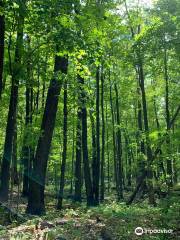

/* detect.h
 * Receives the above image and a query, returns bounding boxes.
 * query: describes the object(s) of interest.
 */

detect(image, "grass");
[0,186,179,240]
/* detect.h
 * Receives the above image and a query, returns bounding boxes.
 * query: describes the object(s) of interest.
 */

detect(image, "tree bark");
[164,45,173,187]
[22,81,33,196]
[114,83,123,199]
[106,102,110,193]
[94,67,100,205]
[12,121,18,185]
[70,103,75,194]
[74,107,82,202]
[0,0,25,201]
[26,55,68,215]
[57,78,68,209]
[136,85,146,192]
[74,76,83,202]
[89,109,97,200]
[153,94,166,179]
[80,75,94,206]
[124,131,131,187]
[138,57,156,205]
[22,36,33,197]
[100,68,105,201]
[109,76,118,194]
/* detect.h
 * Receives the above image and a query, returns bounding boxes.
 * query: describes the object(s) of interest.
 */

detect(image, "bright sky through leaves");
[140,0,154,7]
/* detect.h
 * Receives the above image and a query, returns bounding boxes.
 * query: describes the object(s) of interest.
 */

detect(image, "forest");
[0,0,179,239]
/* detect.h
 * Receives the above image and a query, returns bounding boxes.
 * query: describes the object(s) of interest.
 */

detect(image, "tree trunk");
[89,109,97,200]
[100,68,105,201]
[26,55,68,215]
[12,122,18,185]
[136,85,146,192]
[57,78,68,209]
[153,95,166,179]
[22,36,33,197]
[74,107,82,202]
[74,76,83,202]
[80,75,94,206]
[138,57,156,205]
[94,67,100,205]
[106,102,110,193]
[0,1,25,201]
[124,131,131,187]
[0,0,5,98]
[164,45,173,187]
[109,76,118,194]
[36,45,40,111]
[22,83,33,196]
[114,83,123,199]
[42,54,48,108]
[70,104,75,195]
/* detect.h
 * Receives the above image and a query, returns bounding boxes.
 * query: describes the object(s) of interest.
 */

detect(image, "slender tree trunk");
[74,76,83,202]
[0,1,25,201]
[22,84,32,196]
[42,81,46,108]
[80,75,94,206]
[109,76,118,194]
[100,68,105,201]
[138,57,156,205]
[114,83,123,199]
[22,84,33,196]
[164,46,173,187]
[136,85,146,192]
[153,95,166,179]
[106,102,110,193]
[12,121,18,185]
[89,109,97,199]
[82,107,94,205]
[26,55,68,215]
[70,104,75,195]
[36,45,40,111]
[124,131,131,187]
[0,0,5,98]
[42,54,48,108]
[57,78,68,209]
[22,36,33,196]
[94,67,100,205]
[74,108,82,202]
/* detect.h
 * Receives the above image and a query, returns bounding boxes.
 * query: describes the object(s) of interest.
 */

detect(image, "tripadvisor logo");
[135,227,144,236]
[135,227,173,236]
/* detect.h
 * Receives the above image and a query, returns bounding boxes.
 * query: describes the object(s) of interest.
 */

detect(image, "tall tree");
[94,67,100,205]
[22,36,33,196]
[12,120,18,185]
[27,55,68,215]
[74,106,82,202]
[114,82,123,199]
[80,74,94,206]
[90,109,97,200]
[100,68,105,201]
[109,76,118,195]
[164,43,173,187]
[136,84,146,192]
[0,0,26,201]
[137,56,156,205]
[57,78,68,209]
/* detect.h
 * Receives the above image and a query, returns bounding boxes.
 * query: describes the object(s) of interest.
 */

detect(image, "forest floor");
[0,185,179,240]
